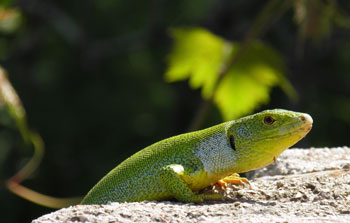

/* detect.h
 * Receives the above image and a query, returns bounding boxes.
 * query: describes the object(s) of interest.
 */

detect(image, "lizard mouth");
[288,115,313,137]
[272,113,313,140]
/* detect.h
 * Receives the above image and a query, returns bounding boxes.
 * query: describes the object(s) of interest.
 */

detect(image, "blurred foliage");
[166,28,296,120]
[0,0,349,222]
[294,0,350,43]
[0,7,22,34]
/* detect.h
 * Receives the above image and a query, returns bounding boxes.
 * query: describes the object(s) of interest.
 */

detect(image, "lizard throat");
[194,133,239,178]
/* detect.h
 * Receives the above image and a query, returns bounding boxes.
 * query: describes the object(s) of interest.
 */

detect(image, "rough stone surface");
[32,147,350,223]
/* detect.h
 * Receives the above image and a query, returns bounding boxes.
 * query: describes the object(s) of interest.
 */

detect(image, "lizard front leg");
[159,164,223,203]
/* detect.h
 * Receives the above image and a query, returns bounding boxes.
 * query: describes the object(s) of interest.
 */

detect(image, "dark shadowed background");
[0,0,350,222]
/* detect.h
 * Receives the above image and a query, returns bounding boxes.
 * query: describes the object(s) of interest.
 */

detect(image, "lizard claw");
[217,173,250,187]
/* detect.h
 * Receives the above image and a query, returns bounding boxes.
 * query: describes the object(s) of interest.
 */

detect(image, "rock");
[32,147,350,223]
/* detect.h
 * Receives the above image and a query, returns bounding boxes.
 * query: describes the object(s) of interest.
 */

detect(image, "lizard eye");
[264,116,275,125]
[229,135,236,151]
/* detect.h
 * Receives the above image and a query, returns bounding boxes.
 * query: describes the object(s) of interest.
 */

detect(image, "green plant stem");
[7,132,44,184]
[0,66,82,208]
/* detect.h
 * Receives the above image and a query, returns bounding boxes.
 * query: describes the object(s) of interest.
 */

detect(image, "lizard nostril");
[300,113,313,125]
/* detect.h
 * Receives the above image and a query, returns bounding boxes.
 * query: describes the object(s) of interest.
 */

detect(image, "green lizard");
[81,109,312,204]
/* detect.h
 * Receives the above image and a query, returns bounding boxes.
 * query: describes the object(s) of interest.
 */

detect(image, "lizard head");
[225,109,313,173]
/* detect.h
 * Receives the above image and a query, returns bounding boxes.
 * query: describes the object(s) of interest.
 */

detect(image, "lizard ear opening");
[229,135,236,151]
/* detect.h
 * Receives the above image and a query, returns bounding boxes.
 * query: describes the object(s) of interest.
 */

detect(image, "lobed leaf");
[165,28,297,121]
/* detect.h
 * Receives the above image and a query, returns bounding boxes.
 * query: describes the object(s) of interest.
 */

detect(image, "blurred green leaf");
[215,42,296,120]
[0,7,22,34]
[165,28,230,99]
[165,28,296,120]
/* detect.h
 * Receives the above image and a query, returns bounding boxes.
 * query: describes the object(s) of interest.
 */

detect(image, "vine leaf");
[165,27,296,120]
[165,27,227,99]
